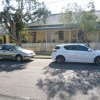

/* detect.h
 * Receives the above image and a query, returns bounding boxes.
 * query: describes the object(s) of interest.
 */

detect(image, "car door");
[64,45,77,62]
[73,45,95,63]
[2,45,16,59]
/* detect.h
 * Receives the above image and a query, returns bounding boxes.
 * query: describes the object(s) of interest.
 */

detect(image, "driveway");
[0,59,100,100]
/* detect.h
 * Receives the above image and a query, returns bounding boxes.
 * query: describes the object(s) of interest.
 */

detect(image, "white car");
[51,44,100,65]
[0,44,35,61]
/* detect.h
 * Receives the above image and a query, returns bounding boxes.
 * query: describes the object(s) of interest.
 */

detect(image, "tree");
[21,26,29,43]
[79,1,97,45]
[60,2,97,45]
[60,3,83,42]
[0,0,50,45]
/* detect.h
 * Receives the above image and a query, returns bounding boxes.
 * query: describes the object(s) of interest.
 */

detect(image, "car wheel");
[16,55,23,62]
[56,55,65,63]
[94,56,100,65]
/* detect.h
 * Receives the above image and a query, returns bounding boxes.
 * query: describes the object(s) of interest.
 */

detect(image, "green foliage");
[81,11,97,32]
[60,10,73,27]
[60,3,82,28]
[61,2,97,31]
[21,27,29,43]
[0,0,50,44]
[60,2,98,44]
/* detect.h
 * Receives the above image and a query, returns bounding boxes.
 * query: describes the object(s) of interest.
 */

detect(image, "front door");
[72,45,95,63]
[64,45,77,62]
[2,45,16,59]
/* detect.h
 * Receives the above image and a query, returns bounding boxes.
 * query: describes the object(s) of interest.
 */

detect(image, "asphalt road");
[0,59,100,100]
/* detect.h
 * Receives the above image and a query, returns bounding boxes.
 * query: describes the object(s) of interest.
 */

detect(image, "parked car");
[51,44,100,65]
[0,44,35,61]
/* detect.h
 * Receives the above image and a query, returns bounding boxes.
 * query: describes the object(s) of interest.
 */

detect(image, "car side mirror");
[88,48,93,52]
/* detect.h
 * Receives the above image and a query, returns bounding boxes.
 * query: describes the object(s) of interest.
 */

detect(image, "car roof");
[0,44,16,46]
[1,44,12,46]
[56,43,86,47]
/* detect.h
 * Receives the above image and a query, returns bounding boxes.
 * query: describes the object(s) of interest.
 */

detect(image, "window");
[58,31,64,40]
[32,32,36,43]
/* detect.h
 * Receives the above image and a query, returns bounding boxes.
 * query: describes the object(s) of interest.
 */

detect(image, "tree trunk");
[16,30,22,46]
[78,29,90,46]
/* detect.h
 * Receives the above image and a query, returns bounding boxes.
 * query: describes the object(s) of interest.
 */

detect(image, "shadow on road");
[36,62,100,100]
[49,61,100,71]
[0,59,33,72]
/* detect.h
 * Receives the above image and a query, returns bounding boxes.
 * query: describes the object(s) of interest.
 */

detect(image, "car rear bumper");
[51,53,56,61]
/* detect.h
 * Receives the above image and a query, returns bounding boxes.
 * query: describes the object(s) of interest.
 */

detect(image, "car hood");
[21,49,35,54]
[95,50,100,52]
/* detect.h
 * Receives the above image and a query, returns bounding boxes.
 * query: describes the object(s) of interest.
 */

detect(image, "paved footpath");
[0,59,100,100]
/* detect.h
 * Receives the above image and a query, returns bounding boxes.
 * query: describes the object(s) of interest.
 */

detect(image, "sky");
[38,0,100,14]
[0,0,99,14]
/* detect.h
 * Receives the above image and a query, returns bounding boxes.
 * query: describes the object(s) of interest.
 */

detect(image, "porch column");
[69,30,72,42]
[45,32,47,51]
[96,32,99,42]
[5,35,10,43]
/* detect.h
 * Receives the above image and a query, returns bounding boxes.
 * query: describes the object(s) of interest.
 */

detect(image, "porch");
[29,25,100,44]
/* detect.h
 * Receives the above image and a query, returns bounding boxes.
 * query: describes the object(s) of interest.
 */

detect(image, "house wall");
[30,30,74,43]
[36,31,46,43]
[0,35,10,44]
[86,32,100,42]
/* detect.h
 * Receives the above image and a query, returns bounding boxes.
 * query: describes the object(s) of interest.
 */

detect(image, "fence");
[22,43,100,53]
[22,43,58,52]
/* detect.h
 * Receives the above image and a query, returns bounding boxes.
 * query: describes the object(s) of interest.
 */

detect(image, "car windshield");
[12,45,23,51]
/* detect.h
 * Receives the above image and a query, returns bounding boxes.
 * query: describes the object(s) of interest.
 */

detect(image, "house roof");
[29,23,100,31]
[29,24,79,31]
[28,11,100,26]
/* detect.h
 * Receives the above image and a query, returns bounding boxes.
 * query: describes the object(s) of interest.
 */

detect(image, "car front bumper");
[23,54,35,60]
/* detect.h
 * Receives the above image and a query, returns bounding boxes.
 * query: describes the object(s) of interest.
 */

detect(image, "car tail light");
[53,46,60,52]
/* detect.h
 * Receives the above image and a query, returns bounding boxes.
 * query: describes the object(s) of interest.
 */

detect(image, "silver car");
[0,44,35,61]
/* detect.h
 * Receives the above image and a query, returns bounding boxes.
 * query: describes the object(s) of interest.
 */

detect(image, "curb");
[35,56,51,59]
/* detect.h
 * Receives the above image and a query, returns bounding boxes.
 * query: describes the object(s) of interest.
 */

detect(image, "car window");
[64,45,74,50]
[64,45,88,51]
[2,45,12,51]
[75,45,88,51]
[12,45,23,51]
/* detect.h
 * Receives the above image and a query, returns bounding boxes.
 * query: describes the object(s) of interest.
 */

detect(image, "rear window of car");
[0,45,3,50]
[55,46,60,49]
